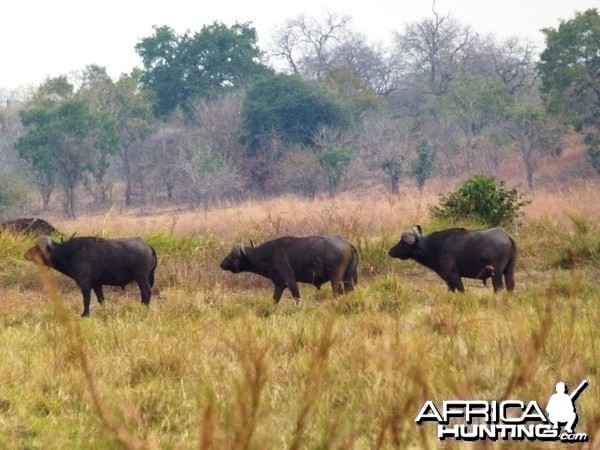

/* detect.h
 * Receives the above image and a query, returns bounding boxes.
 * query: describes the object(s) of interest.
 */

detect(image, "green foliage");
[16,77,120,217]
[136,23,271,118]
[430,175,530,227]
[538,9,600,130]
[321,67,382,120]
[410,138,436,190]
[584,133,600,176]
[242,74,352,151]
[318,146,356,195]
[144,231,220,257]
[432,76,513,134]
[0,175,28,216]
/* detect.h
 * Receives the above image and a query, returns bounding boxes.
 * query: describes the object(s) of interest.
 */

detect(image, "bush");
[0,175,29,216]
[430,175,529,227]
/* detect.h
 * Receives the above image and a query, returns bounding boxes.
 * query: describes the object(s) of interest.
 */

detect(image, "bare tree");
[469,36,537,95]
[358,115,414,194]
[269,11,352,80]
[393,11,475,95]
[505,104,562,190]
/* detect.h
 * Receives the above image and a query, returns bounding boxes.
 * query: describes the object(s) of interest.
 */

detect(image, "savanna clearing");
[0,184,599,449]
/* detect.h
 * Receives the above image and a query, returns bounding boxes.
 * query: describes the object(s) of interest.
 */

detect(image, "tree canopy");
[136,22,272,118]
[242,73,352,151]
[538,8,600,130]
[16,76,120,217]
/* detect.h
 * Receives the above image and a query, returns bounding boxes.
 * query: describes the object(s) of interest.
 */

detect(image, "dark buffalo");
[388,225,516,292]
[220,235,358,304]
[1,217,60,237]
[25,235,157,317]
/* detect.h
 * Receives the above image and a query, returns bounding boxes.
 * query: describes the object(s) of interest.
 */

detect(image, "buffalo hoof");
[294,297,301,305]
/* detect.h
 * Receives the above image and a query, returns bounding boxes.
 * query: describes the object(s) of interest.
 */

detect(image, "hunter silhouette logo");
[546,380,588,434]
[416,379,589,442]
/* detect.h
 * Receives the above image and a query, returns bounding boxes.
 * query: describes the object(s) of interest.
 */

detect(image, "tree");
[321,66,382,121]
[16,77,119,218]
[269,12,352,80]
[410,138,436,190]
[312,125,355,196]
[504,103,561,190]
[67,66,156,207]
[242,73,351,151]
[427,76,513,174]
[136,23,271,118]
[272,150,324,198]
[0,175,28,216]
[538,9,600,173]
[393,11,475,96]
[359,116,413,195]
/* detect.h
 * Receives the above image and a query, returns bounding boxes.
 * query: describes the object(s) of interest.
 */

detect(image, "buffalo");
[388,225,516,292]
[1,217,60,237]
[220,235,358,304]
[25,235,157,316]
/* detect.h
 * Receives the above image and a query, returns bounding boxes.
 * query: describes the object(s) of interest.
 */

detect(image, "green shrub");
[430,175,529,227]
[0,175,29,216]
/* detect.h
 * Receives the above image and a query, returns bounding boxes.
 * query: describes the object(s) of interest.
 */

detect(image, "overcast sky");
[1,0,599,92]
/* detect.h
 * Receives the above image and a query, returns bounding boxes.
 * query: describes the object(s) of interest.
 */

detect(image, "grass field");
[0,185,599,449]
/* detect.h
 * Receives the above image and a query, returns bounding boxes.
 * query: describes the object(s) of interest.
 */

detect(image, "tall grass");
[0,185,599,448]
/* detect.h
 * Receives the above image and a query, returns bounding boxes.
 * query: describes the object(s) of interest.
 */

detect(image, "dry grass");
[1,183,599,448]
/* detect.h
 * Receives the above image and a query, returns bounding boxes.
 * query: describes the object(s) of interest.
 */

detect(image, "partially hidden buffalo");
[388,226,516,292]
[1,217,61,237]
[220,235,358,304]
[25,235,157,316]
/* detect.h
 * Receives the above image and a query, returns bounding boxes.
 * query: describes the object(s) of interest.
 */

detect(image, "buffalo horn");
[35,235,53,260]
[401,231,416,245]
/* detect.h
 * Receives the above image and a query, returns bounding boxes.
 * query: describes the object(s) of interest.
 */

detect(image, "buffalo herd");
[6,216,517,316]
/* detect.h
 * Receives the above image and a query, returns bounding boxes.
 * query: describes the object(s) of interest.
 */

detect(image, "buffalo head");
[220,245,246,273]
[24,235,54,267]
[388,225,424,260]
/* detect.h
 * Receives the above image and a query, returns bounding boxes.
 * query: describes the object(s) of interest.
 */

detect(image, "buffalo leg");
[285,279,301,304]
[273,285,285,304]
[81,288,92,317]
[329,266,346,296]
[491,272,504,292]
[504,258,516,292]
[136,279,152,306]
[343,262,357,292]
[275,269,301,304]
[93,286,105,304]
[445,274,465,292]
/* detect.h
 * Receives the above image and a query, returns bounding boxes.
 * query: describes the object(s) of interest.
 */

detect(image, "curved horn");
[401,231,416,245]
[416,225,424,236]
[233,244,246,257]
[34,235,53,262]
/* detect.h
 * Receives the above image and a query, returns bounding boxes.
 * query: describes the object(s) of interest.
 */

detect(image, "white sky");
[1,0,599,92]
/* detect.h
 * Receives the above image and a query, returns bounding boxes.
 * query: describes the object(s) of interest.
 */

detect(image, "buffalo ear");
[61,232,76,243]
